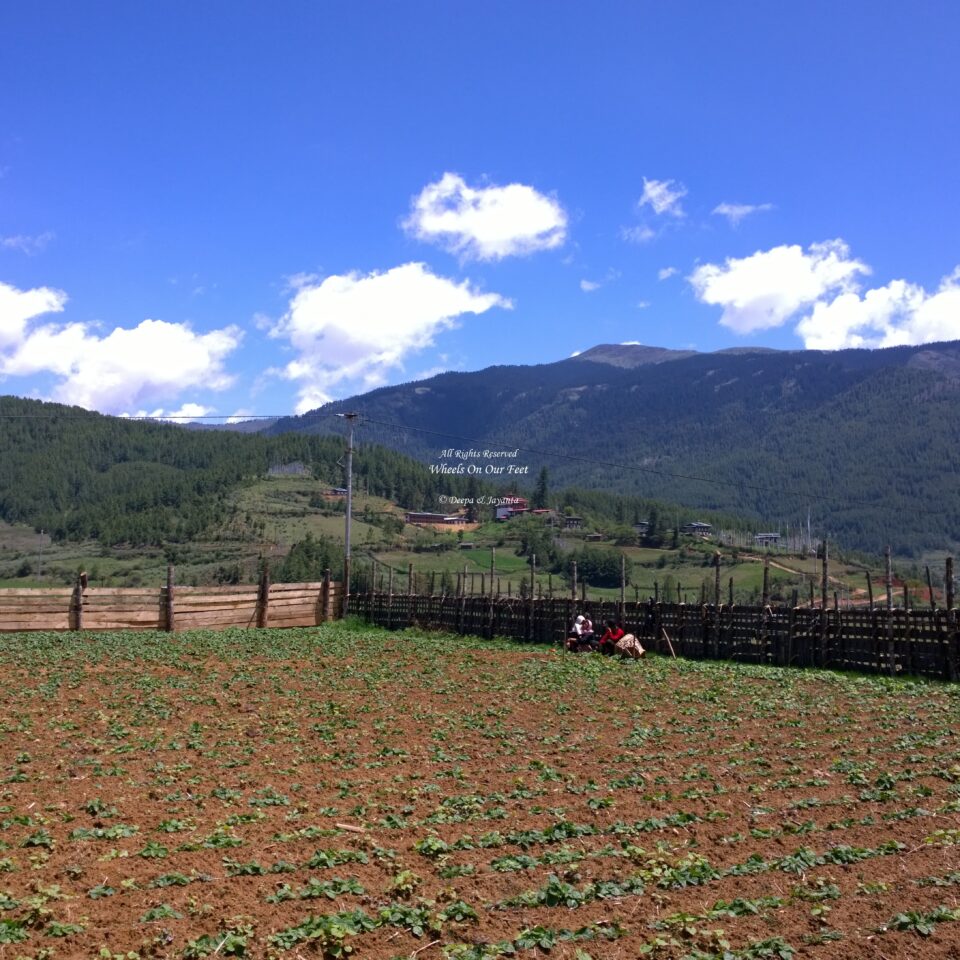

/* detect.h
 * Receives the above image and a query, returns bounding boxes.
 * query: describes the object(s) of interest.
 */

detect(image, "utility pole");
[337,413,359,616]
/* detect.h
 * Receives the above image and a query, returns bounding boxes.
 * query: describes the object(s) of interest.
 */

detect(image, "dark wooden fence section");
[0,567,342,634]
[350,592,960,681]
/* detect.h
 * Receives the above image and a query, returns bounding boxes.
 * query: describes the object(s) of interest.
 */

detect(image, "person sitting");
[614,632,646,659]
[598,619,625,655]
[566,614,596,652]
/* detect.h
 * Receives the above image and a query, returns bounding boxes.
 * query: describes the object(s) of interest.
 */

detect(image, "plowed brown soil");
[0,625,958,959]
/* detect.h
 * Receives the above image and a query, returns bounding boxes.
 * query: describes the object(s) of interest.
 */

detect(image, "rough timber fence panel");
[0,581,343,633]
[349,593,960,681]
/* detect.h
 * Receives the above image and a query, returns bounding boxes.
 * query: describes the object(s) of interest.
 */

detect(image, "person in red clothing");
[598,619,625,656]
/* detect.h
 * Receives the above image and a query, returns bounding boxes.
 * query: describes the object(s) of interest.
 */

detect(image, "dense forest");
[269,341,960,557]
[0,397,494,545]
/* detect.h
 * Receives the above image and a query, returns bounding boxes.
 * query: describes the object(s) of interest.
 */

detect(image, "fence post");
[885,546,895,675]
[527,554,536,641]
[165,565,176,632]
[946,557,957,681]
[386,567,394,630]
[71,573,84,631]
[903,580,912,676]
[620,555,627,623]
[322,567,332,622]
[819,540,829,666]
[257,562,271,628]
[926,565,936,610]
[408,562,414,628]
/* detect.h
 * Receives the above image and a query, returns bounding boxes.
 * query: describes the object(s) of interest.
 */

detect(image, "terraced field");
[0,624,958,958]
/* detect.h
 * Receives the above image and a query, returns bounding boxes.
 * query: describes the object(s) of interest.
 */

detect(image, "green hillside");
[0,396,492,546]
[0,393,922,603]
[266,341,960,557]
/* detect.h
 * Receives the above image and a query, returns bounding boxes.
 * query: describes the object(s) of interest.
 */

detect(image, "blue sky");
[2,1,958,417]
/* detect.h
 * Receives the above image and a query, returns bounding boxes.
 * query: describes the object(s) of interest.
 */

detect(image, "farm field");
[1,626,959,958]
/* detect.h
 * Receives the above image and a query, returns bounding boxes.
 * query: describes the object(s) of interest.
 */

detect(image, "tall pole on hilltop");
[338,412,359,616]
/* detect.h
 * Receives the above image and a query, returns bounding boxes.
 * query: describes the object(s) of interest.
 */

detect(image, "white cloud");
[0,280,67,349]
[404,172,567,260]
[797,269,960,350]
[1,231,55,255]
[580,279,601,293]
[658,266,678,281]
[691,239,960,349]
[271,261,510,413]
[0,290,241,413]
[636,300,651,310]
[712,202,773,226]
[689,240,869,334]
[621,224,655,244]
[639,177,687,217]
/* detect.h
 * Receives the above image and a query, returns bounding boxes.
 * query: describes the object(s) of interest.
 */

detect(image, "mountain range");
[262,341,960,557]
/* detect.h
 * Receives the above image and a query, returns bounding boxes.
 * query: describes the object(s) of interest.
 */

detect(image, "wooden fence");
[0,567,342,634]
[350,592,960,682]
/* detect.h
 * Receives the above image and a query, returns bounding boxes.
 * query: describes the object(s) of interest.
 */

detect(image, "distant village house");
[753,532,781,545]
[494,495,529,521]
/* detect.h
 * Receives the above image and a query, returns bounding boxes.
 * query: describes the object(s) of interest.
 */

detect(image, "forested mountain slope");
[267,342,960,556]
[0,398,488,545]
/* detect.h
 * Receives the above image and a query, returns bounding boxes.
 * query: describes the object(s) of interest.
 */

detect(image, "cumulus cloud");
[691,240,960,349]
[797,270,960,350]
[0,280,67,349]
[2,317,241,412]
[580,279,601,293]
[638,177,687,217]
[404,172,567,260]
[658,266,678,281]
[1,231,55,255]
[0,279,241,413]
[712,202,773,227]
[271,262,510,413]
[689,240,869,334]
